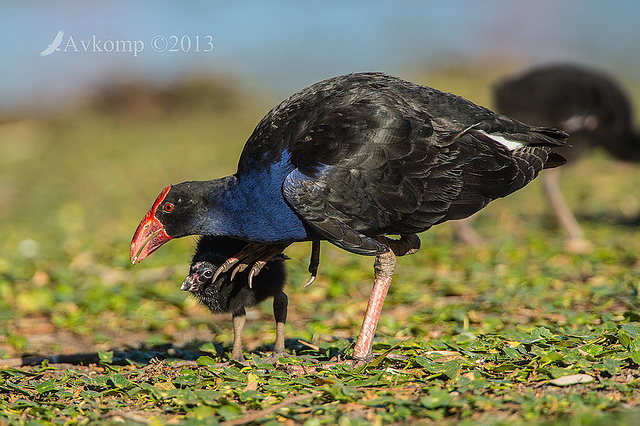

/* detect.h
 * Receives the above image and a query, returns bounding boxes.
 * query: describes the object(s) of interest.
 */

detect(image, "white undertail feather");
[479,130,525,151]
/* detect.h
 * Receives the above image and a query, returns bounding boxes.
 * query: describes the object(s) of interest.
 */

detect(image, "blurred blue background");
[2,0,639,113]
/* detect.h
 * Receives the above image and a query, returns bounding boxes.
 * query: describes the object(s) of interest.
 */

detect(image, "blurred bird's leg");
[452,216,485,246]
[304,241,321,287]
[265,290,289,363]
[561,114,598,133]
[231,309,247,362]
[541,168,592,254]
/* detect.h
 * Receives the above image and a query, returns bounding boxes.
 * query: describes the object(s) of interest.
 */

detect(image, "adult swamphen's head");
[131,182,214,264]
[131,72,569,366]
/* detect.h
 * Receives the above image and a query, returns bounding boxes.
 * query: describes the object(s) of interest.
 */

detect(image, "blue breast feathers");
[221,149,310,243]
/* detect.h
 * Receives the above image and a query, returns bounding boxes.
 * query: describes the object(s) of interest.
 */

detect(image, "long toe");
[211,257,240,283]
[565,237,593,254]
[279,358,366,375]
[262,350,294,365]
[229,354,249,366]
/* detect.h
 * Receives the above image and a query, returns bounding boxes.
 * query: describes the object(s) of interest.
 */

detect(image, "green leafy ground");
[1,71,640,424]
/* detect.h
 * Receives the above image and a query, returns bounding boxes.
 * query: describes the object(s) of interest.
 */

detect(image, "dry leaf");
[549,374,594,386]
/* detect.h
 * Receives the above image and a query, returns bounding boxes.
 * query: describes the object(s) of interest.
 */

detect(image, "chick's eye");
[202,270,213,279]
[163,203,174,213]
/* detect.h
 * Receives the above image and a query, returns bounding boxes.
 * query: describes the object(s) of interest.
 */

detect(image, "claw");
[248,268,255,288]
[211,256,240,284]
[230,263,248,281]
[210,242,263,283]
[304,275,316,288]
[210,243,288,288]
[248,260,267,288]
[304,241,321,288]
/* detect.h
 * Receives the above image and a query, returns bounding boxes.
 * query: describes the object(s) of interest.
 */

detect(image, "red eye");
[163,203,174,212]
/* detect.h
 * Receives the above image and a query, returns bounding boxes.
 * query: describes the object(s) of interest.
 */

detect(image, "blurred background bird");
[454,64,640,252]
[495,64,640,252]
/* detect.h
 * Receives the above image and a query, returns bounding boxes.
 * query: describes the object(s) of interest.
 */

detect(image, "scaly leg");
[351,233,420,362]
[352,248,396,361]
[282,234,420,373]
[265,290,288,363]
[231,310,247,361]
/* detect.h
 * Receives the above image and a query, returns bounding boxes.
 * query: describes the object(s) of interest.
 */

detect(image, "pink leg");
[452,216,485,246]
[283,234,419,373]
[352,249,396,361]
[284,253,395,373]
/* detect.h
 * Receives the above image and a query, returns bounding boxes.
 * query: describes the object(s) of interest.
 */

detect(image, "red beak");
[130,186,172,264]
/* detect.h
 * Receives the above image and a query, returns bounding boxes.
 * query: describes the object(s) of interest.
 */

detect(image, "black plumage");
[131,72,569,364]
[493,64,640,251]
[183,236,287,361]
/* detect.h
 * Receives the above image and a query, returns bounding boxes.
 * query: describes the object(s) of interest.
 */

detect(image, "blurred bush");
[86,75,244,120]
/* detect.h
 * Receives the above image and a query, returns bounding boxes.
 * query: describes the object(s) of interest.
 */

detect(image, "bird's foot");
[565,237,593,254]
[279,357,368,375]
[211,243,288,287]
[262,350,296,365]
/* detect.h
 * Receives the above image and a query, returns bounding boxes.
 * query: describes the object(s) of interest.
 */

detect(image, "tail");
[499,118,570,169]
[528,126,570,147]
[496,114,569,146]
[529,126,569,169]
[543,151,567,169]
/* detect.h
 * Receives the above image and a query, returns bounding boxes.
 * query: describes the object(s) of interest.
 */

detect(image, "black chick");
[182,235,287,361]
